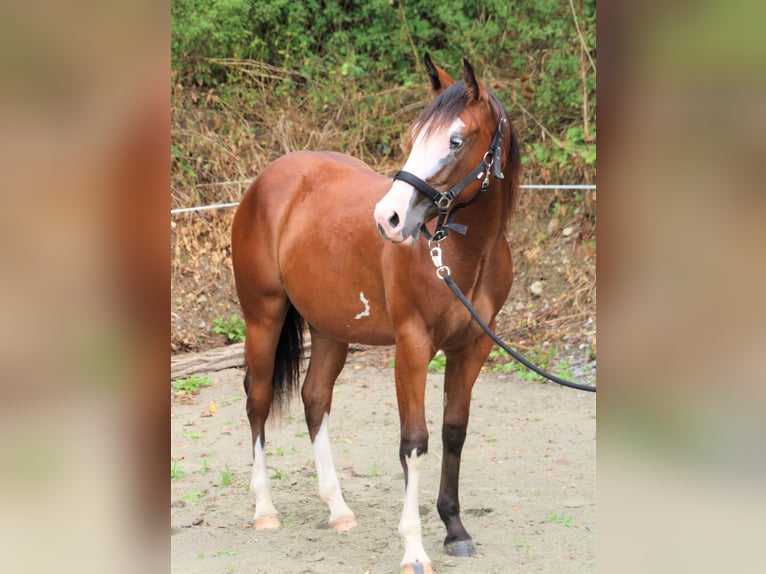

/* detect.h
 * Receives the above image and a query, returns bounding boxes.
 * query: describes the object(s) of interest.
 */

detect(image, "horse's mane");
[410,82,520,222]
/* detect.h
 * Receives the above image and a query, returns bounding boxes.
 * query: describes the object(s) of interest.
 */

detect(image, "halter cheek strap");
[392,108,508,243]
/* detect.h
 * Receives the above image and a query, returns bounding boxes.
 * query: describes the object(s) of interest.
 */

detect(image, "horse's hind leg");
[438,330,495,556]
[301,328,356,531]
[242,297,293,530]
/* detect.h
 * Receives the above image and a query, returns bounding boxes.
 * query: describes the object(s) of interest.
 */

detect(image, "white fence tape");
[171,184,595,215]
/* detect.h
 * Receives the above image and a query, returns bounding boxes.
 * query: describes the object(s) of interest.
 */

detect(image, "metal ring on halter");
[436,265,451,279]
[436,195,452,209]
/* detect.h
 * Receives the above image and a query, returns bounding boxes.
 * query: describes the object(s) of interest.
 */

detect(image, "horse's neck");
[450,181,509,257]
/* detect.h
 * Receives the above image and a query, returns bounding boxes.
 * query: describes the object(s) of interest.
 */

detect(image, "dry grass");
[171,74,595,359]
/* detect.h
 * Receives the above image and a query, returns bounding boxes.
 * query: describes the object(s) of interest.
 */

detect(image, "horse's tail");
[271,303,305,413]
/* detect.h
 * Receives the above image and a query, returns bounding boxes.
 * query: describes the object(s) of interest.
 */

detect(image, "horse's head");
[375,55,508,244]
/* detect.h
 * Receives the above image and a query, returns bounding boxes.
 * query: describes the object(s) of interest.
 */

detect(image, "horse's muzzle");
[374,183,438,244]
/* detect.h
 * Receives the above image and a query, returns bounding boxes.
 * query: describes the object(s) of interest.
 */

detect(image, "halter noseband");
[392,104,508,243]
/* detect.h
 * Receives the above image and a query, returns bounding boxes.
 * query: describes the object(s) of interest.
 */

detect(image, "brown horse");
[232,55,520,574]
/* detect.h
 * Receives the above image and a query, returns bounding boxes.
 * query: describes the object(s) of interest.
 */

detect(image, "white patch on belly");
[354,291,371,319]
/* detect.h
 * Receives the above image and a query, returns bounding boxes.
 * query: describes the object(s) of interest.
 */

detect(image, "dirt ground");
[171,347,595,574]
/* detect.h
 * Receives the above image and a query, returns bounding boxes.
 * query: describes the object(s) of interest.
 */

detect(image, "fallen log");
[170,341,371,381]
[171,343,245,380]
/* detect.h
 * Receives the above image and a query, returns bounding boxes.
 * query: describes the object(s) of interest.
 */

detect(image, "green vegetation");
[212,315,246,344]
[182,489,208,501]
[544,511,573,527]
[489,346,577,383]
[171,458,187,479]
[220,464,232,486]
[172,376,212,394]
[171,0,595,187]
[427,352,446,373]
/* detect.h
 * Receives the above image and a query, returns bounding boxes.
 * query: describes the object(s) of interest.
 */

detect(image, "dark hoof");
[444,539,476,557]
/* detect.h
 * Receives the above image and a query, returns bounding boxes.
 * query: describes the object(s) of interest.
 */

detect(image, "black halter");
[393,104,508,243]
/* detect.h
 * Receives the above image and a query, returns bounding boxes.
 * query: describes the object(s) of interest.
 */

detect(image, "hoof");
[254,515,280,530]
[444,539,476,557]
[400,562,432,574]
[331,515,357,532]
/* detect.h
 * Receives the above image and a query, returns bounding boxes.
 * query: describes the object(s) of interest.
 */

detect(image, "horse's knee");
[400,427,429,460]
[442,423,466,453]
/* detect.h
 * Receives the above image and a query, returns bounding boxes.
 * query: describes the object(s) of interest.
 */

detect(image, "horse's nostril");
[389,213,400,228]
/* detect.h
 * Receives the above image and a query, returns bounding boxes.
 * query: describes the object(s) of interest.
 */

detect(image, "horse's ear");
[463,57,486,103]
[424,53,454,94]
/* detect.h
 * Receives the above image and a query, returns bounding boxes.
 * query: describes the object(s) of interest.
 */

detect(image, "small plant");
[171,458,187,479]
[428,352,446,373]
[544,512,573,527]
[213,315,246,344]
[220,464,231,486]
[183,431,203,439]
[555,359,575,382]
[490,346,571,383]
[183,489,207,501]
[173,376,211,394]
[201,457,210,475]
[368,462,379,477]
[270,469,287,480]
[213,548,236,558]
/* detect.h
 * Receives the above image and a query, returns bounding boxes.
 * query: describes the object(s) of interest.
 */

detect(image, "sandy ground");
[171,348,595,573]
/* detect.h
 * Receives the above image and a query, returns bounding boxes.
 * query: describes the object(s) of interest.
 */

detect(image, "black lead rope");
[428,244,596,393]
[444,274,597,392]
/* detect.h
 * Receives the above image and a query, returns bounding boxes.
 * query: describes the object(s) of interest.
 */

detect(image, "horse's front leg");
[393,333,435,574]
[439,329,495,556]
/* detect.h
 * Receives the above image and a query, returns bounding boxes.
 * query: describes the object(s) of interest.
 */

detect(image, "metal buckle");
[429,242,451,279]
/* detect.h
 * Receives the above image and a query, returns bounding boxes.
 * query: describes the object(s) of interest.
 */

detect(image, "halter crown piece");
[393,103,508,243]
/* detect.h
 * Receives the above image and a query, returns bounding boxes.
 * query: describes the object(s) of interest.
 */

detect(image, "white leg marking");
[313,413,356,527]
[354,291,371,320]
[250,437,278,524]
[399,448,431,568]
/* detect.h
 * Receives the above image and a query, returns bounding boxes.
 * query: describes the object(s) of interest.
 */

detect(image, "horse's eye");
[449,137,463,151]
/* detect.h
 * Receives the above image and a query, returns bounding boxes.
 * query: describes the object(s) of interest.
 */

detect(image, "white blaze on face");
[402,117,464,179]
[374,117,465,242]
